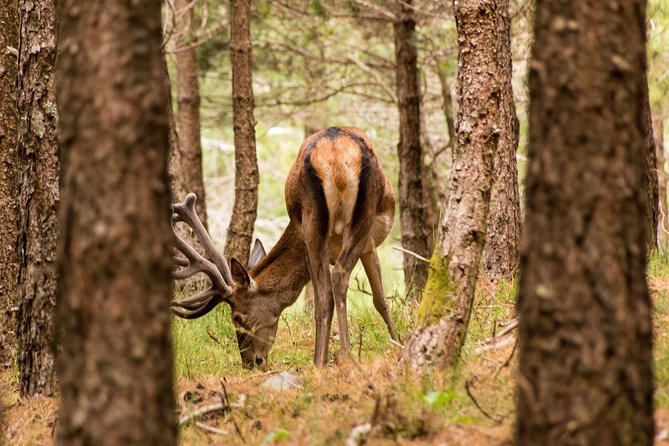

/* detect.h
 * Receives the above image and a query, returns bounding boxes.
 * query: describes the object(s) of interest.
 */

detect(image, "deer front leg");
[361,249,399,342]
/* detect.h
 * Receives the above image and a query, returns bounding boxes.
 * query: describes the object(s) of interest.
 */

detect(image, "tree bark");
[225,0,259,267]
[655,112,667,249]
[400,0,502,370]
[516,1,654,444]
[55,0,177,444]
[16,0,58,397]
[482,2,520,281]
[0,0,19,369]
[644,79,659,252]
[393,0,430,296]
[169,0,208,228]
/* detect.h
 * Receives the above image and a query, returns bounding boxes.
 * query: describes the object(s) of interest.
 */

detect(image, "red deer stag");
[171,126,399,368]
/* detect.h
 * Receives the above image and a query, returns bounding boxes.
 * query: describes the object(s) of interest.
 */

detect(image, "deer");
[170,126,399,368]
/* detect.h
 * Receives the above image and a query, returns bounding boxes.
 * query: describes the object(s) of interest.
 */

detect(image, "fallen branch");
[195,421,231,436]
[178,402,227,426]
[475,336,515,355]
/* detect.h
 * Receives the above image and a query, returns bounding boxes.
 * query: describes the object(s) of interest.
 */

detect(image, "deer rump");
[286,126,393,264]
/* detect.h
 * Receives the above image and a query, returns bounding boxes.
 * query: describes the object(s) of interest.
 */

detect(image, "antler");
[170,193,234,319]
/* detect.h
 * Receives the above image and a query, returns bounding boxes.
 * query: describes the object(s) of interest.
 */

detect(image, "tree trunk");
[644,76,658,252]
[225,0,259,267]
[0,0,19,369]
[655,112,667,249]
[55,0,177,444]
[16,0,58,397]
[482,3,520,281]
[393,0,430,296]
[169,0,208,228]
[400,0,502,370]
[516,1,654,444]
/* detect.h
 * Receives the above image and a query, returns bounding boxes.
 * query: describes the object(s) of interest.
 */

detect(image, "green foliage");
[262,428,291,444]
[421,389,459,408]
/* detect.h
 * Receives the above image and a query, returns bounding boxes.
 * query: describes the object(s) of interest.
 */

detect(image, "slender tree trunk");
[169,0,208,227]
[393,0,430,296]
[55,0,177,444]
[483,2,520,280]
[16,0,58,397]
[644,80,659,252]
[516,1,654,444]
[400,0,503,370]
[655,112,667,249]
[225,0,259,267]
[0,0,19,368]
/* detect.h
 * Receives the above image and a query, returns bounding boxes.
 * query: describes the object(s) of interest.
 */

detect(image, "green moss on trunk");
[417,254,455,325]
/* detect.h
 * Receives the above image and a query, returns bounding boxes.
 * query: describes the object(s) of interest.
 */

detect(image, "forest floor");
[2,255,669,445]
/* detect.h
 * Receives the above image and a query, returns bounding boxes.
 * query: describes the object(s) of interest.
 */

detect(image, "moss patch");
[417,254,456,325]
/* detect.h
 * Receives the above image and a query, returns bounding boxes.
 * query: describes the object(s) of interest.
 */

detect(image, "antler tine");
[172,193,234,285]
[172,226,230,294]
[171,296,222,320]
[170,193,234,320]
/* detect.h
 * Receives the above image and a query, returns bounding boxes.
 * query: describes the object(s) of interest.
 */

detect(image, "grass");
[3,252,669,445]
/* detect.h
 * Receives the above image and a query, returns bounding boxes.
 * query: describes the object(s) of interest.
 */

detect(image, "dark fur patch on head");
[323,127,342,140]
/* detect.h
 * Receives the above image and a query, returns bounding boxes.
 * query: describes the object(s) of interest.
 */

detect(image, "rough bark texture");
[16,0,58,397]
[516,1,654,444]
[169,0,208,228]
[482,0,520,280]
[0,0,19,368]
[644,79,659,252]
[393,0,430,296]
[401,0,501,370]
[225,0,259,267]
[55,1,177,444]
[655,112,667,249]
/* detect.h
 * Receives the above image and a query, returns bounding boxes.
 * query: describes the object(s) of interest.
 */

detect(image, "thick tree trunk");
[225,0,259,267]
[516,1,654,444]
[169,0,208,228]
[0,0,19,369]
[16,0,58,397]
[400,0,503,370]
[55,1,177,444]
[483,3,520,281]
[655,112,667,249]
[393,0,430,296]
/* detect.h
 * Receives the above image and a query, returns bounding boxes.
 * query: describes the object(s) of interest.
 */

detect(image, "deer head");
[170,193,307,369]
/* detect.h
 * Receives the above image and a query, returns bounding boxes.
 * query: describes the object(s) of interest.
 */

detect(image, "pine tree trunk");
[483,0,520,280]
[0,0,19,368]
[169,0,208,228]
[516,1,654,444]
[400,0,503,370]
[655,112,667,249]
[55,0,177,444]
[16,0,58,397]
[393,0,430,296]
[225,0,259,267]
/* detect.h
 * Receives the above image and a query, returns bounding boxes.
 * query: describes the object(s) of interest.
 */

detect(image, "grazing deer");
[171,126,399,368]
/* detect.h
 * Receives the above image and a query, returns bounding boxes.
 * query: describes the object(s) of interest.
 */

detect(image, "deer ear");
[248,239,267,269]
[230,258,251,287]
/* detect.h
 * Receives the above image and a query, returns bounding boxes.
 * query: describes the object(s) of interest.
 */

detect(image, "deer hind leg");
[302,220,335,367]
[331,219,374,362]
[361,249,399,342]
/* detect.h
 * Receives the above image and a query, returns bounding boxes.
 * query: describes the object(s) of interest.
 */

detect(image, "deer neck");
[249,221,310,312]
